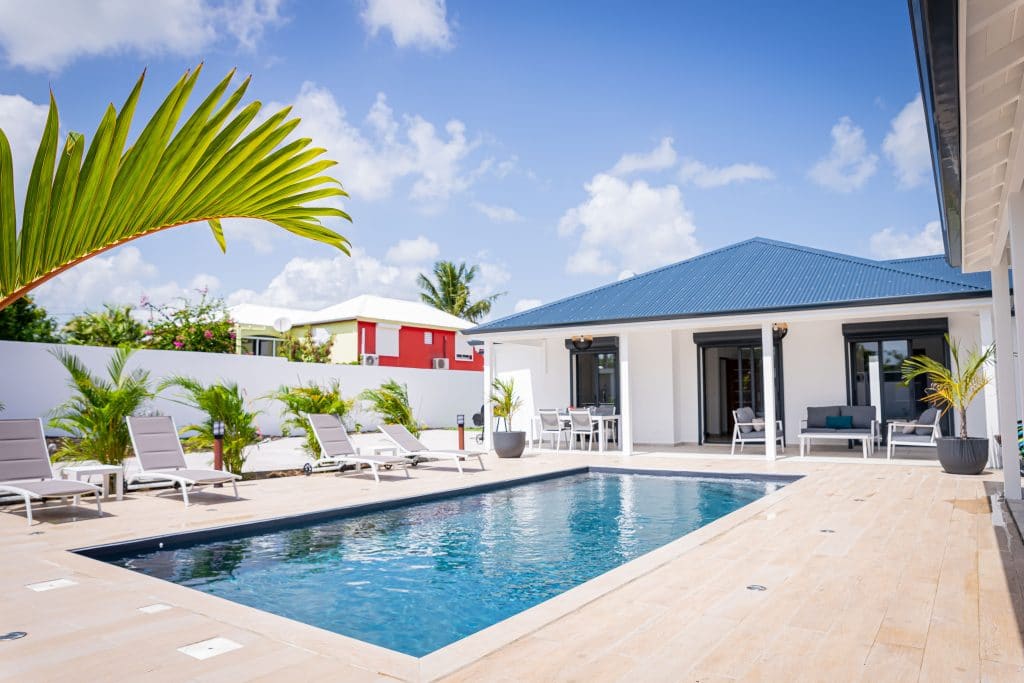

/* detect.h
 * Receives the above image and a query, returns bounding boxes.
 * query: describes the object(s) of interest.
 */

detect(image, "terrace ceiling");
[962,0,1024,271]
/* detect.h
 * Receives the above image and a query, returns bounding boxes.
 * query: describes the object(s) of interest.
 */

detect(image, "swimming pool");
[82,468,788,657]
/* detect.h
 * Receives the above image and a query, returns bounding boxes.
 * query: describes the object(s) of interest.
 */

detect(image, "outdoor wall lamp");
[772,323,789,340]
[571,335,593,351]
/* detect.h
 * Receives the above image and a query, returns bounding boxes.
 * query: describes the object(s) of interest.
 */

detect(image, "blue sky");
[0,0,939,320]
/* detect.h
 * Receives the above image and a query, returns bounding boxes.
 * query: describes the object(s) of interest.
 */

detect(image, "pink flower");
[173,340,184,349]
[228,331,236,338]
[143,329,153,337]
[204,329,214,339]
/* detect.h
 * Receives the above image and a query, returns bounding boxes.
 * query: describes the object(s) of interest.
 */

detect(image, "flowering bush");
[141,289,235,353]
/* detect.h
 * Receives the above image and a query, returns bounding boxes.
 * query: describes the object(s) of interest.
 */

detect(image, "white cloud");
[0,93,48,208]
[677,158,774,188]
[609,137,677,176]
[0,0,284,72]
[385,235,440,263]
[513,298,542,313]
[361,0,453,50]
[883,94,930,189]
[558,173,700,276]
[473,202,523,223]
[869,221,944,259]
[287,84,481,203]
[808,116,878,192]
[31,246,221,316]
[230,238,511,312]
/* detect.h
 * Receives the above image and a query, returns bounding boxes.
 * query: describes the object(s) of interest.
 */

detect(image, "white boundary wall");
[0,341,482,435]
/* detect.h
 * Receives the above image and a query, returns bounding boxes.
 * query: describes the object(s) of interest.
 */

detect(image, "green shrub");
[49,347,152,464]
[359,379,420,436]
[272,380,354,459]
[159,376,259,474]
[278,329,333,363]
[63,304,144,347]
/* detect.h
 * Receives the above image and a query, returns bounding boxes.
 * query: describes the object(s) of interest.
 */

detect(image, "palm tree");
[159,376,260,474]
[359,379,420,436]
[49,347,152,464]
[0,65,351,311]
[416,261,502,323]
[63,304,144,347]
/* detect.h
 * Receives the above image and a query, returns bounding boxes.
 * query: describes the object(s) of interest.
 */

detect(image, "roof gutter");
[908,0,962,267]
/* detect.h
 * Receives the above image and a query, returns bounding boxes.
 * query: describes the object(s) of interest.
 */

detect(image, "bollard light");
[212,420,226,439]
[212,420,225,477]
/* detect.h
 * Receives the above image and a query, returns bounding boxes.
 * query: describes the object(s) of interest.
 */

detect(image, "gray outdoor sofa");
[798,405,878,458]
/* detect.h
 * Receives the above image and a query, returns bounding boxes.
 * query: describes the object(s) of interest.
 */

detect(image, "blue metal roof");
[470,238,991,334]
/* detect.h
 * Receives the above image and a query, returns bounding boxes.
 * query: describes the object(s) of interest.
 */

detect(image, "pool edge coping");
[66,465,806,681]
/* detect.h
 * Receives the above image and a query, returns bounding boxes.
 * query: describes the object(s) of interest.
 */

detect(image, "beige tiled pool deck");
[2,450,1023,682]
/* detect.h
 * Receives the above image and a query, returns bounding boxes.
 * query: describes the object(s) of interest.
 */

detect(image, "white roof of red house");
[228,303,315,328]
[301,295,473,330]
[230,295,473,331]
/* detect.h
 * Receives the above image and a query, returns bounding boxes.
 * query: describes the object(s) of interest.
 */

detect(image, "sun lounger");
[307,414,411,482]
[0,418,102,525]
[126,415,240,506]
[378,424,485,474]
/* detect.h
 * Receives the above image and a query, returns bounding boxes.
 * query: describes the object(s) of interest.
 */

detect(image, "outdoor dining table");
[529,412,620,452]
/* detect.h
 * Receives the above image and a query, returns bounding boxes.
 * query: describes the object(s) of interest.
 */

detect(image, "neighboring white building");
[467,238,994,460]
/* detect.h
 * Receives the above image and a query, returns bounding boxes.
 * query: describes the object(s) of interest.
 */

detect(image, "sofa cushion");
[894,433,935,444]
[916,407,938,435]
[735,406,755,433]
[807,406,841,428]
[841,405,875,430]
[826,415,853,430]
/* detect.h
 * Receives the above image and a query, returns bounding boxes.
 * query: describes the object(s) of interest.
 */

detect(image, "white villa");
[468,238,997,463]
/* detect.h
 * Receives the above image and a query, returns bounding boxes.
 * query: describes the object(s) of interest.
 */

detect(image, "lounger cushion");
[735,407,755,433]
[308,414,358,458]
[128,416,187,470]
[0,419,53,480]
[2,478,98,497]
[140,469,236,484]
[841,406,876,430]
[801,427,872,435]
[916,408,938,435]
[807,406,841,428]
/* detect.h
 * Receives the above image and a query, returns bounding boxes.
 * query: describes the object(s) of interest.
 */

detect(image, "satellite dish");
[312,328,330,345]
[272,317,292,333]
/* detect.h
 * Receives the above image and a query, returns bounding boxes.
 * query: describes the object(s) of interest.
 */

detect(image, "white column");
[482,339,494,451]
[993,259,1022,499]
[761,322,777,461]
[619,333,633,456]
[980,308,1001,468]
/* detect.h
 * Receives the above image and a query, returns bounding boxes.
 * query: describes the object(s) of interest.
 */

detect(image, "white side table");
[62,464,124,502]
[372,446,399,458]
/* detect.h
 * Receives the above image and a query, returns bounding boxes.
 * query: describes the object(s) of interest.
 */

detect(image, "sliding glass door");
[847,326,949,439]
[567,337,620,408]
[696,331,783,444]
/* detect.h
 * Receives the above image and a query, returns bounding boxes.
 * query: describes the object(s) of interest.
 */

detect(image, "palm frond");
[0,65,351,310]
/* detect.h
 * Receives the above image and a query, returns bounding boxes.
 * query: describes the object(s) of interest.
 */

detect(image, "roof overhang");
[466,292,990,337]
[911,0,1024,272]
[909,0,962,267]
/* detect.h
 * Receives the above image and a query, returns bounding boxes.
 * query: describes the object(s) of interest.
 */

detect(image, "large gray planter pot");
[493,431,526,458]
[936,437,989,475]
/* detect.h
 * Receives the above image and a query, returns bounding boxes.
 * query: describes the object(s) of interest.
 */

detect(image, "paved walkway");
[3,450,1022,681]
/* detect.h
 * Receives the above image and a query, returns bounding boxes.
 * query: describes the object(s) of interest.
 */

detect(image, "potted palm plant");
[490,377,525,458]
[901,335,993,475]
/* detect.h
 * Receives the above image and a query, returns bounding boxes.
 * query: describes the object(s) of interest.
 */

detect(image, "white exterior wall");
[0,340,481,435]
[779,319,849,440]
[628,330,676,445]
[478,304,993,448]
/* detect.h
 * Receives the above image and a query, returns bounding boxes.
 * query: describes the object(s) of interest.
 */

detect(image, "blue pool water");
[100,470,781,656]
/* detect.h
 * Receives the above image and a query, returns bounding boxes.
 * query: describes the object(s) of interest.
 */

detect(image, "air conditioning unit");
[431,358,450,370]
[362,354,379,366]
